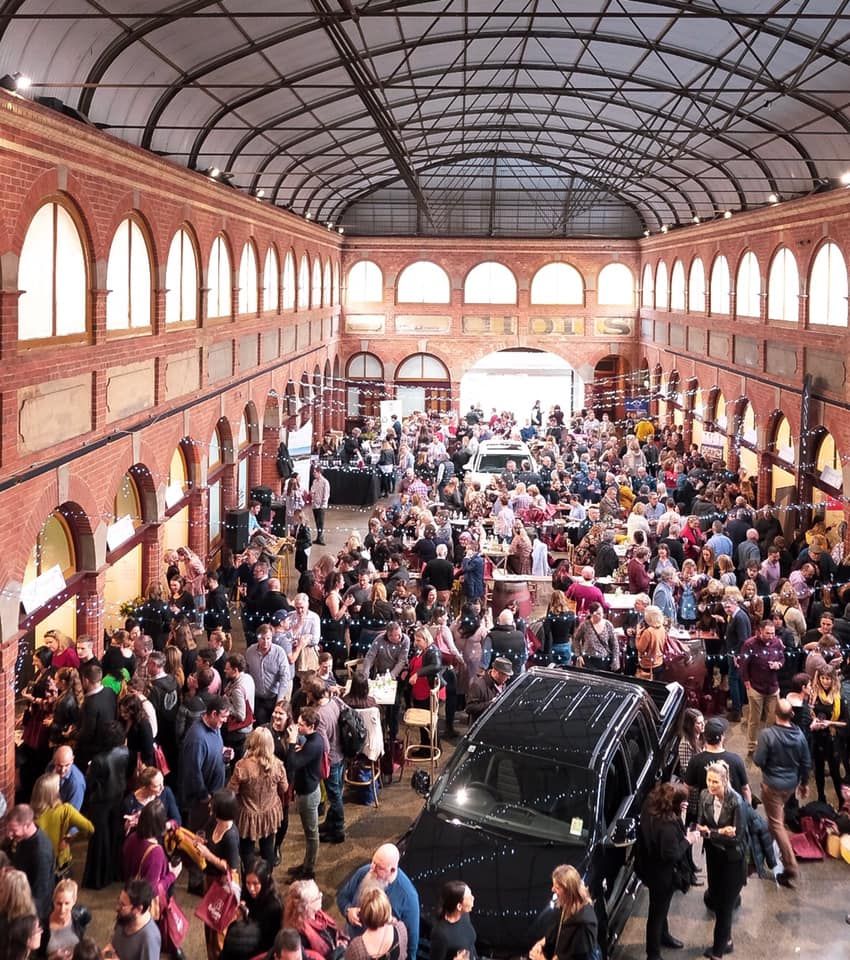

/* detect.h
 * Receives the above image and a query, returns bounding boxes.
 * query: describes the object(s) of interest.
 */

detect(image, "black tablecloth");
[325,467,381,507]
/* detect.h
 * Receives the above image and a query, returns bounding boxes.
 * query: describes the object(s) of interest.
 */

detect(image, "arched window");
[347,260,383,303]
[688,257,705,312]
[736,251,761,317]
[809,241,848,326]
[263,246,279,312]
[597,263,634,305]
[396,353,450,379]
[165,227,198,324]
[18,201,87,340]
[282,251,296,309]
[530,262,584,304]
[333,263,340,305]
[710,255,730,314]
[464,262,516,304]
[346,352,383,379]
[655,261,669,310]
[641,263,654,308]
[398,261,451,303]
[106,217,151,331]
[670,260,685,310]
[323,259,331,307]
[22,511,77,620]
[208,235,232,319]
[767,247,799,322]
[347,353,384,418]
[237,242,258,315]
[312,257,322,307]
[298,255,310,309]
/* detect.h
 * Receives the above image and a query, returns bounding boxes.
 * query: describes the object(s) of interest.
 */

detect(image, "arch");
[735,250,761,318]
[241,401,260,446]
[237,239,259,315]
[767,410,795,463]
[641,263,654,308]
[208,233,233,319]
[688,257,705,312]
[395,352,452,414]
[597,262,634,306]
[282,249,296,309]
[463,261,517,304]
[767,246,799,322]
[346,351,384,379]
[709,254,730,314]
[530,262,584,305]
[397,260,451,304]
[670,260,685,310]
[263,243,280,313]
[655,260,669,311]
[346,260,383,304]
[18,197,89,340]
[105,214,153,331]
[809,240,848,327]
[265,390,282,430]
[592,354,631,421]
[346,351,384,419]
[299,371,312,427]
[165,224,199,324]
[298,253,310,309]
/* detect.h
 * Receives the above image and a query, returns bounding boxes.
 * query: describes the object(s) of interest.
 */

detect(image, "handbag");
[195,880,241,933]
[163,897,189,947]
[152,742,170,776]
[226,695,255,732]
[296,643,320,674]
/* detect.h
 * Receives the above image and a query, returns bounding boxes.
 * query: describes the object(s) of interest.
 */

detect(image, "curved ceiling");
[2,0,849,237]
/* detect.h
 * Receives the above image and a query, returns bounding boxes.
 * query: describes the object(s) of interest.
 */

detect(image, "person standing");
[429,881,477,960]
[3,804,56,921]
[75,663,118,771]
[529,864,599,960]
[309,466,330,545]
[740,621,785,755]
[639,782,694,960]
[246,625,291,725]
[286,706,326,881]
[697,761,746,960]
[722,596,752,723]
[109,879,161,960]
[302,678,346,844]
[753,699,811,889]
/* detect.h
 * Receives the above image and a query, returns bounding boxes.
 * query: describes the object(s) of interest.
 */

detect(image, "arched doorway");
[346,351,383,425]
[459,348,583,422]
[592,354,631,421]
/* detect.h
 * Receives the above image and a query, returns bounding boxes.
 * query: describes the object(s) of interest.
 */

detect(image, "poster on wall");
[700,431,726,461]
[285,420,314,489]
[20,565,66,615]
[380,399,403,435]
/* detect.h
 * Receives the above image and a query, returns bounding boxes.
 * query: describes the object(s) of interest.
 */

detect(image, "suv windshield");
[475,454,516,472]
[431,742,596,843]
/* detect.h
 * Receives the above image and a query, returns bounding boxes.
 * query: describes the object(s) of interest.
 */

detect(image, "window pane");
[237,457,248,507]
[298,255,309,309]
[689,258,705,311]
[347,260,383,303]
[347,352,382,378]
[209,428,221,468]
[18,204,54,339]
[263,247,279,312]
[312,258,321,306]
[323,261,331,307]
[181,231,198,323]
[209,479,222,542]
[106,219,130,330]
[529,262,584,305]
[670,260,685,310]
[398,261,451,303]
[464,262,516,304]
[53,205,87,336]
[598,263,634,306]
[810,241,848,326]
[655,261,668,310]
[710,255,730,314]
[768,247,799,322]
[641,263,654,308]
[165,231,182,323]
[333,263,340,304]
[283,252,296,309]
[129,221,152,328]
[736,251,761,317]
[209,237,232,318]
[238,243,258,315]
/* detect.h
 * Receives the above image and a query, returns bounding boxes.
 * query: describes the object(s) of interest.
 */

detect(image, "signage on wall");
[821,465,842,489]
[700,431,726,461]
[593,316,633,337]
[107,515,135,552]
[20,564,66,615]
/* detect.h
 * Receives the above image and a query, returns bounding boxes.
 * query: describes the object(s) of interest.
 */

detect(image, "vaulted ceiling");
[2,1,849,237]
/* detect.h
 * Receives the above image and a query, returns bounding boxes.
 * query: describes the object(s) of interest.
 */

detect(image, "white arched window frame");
[710,255,730,314]
[396,353,450,379]
[347,260,384,303]
[165,227,198,325]
[311,257,322,307]
[655,261,669,310]
[18,202,87,340]
[688,258,705,312]
[398,261,451,303]
[641,263,654,308]
[530,262,584,304]
[597,263,634,305]
[238,242,259,315]
[208,235,232,319]
[298,255,310,309]
[323,260,331,307]
[809,241,849,327]
[106,217,152,331]
[263,246,279,312]
[767,247,799,323]
[736,251,761,318]
[347,352,383,379]
[463,262,516,304]
[670,260,685,310]
[282,252,296,309]
[208,426,221,470]
[333,263,340,305]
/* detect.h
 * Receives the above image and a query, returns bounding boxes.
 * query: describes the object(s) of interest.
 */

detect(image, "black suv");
[398,667,684,957]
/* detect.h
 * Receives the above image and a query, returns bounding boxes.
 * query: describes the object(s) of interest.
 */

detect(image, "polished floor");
[75,500,849,959]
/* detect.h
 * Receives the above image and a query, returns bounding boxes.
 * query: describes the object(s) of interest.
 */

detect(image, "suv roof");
[470,667,650,766]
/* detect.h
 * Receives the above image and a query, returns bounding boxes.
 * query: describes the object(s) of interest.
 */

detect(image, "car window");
[603,747,630,826]
[476,454,514,471]
[623,714,653,786]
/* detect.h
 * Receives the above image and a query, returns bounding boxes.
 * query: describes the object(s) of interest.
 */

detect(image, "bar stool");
[401,684,441,783]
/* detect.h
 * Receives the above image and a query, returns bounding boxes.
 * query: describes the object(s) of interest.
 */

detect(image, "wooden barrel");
[492,578,533,620]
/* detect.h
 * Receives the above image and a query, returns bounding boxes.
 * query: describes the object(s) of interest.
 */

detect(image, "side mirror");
[609,817,637,848]
[411,770,431,797]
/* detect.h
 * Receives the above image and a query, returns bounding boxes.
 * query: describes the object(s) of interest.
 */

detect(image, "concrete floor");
[76,500,849,959]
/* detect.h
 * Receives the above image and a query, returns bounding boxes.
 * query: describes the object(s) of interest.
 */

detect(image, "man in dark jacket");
[753,699,811,887]
[466,658,514,721]
[4,804,55,919]
[594,529,620,578]
[423,543,455,605]
[485,610,527,678]
[76,663,118,771]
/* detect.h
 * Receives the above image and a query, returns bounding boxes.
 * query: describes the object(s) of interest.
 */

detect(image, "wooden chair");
[401,684,442,783]
[343,706,383,807]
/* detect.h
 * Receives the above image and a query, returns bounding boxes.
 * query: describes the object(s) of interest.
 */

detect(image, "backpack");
[338,704,367,759]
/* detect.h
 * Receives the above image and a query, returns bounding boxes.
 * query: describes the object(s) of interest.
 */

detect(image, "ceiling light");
[660,225,668,234]
[338,226,345,235]
[209,166,220,179]
[723,210,732,219]
[841,171,850,186]
[305,212,312,220]
[0,72,32,93]
[692,216,700,224]
[255,189,265,199]
[643,229,650,237]
[768,193,779,203]
[14,73,31,91]
[326,221,334,230]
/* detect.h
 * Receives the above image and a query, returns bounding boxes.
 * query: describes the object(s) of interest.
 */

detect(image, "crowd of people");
[3,397,850,960]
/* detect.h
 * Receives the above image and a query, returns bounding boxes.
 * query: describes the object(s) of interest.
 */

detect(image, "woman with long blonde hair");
[164,645,185,689]
[31,772,94,874]
[529,864,598,960]
[227,726,288,866]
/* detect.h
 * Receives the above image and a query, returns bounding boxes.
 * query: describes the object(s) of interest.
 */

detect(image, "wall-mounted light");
[255,189,265,199]
[209,166,220,179]
[326,221,334,230]
[692,215,700,224]
[723,210,732,219]
[660,224,668,234]
[642,229,650,237]
[0,72,32,92]
[841,171,850,186]
[338,226,345,235]
[305,212,312,220]
[768,193,779,203]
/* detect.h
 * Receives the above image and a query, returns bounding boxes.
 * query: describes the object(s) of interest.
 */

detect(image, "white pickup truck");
[465,438,539,487]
